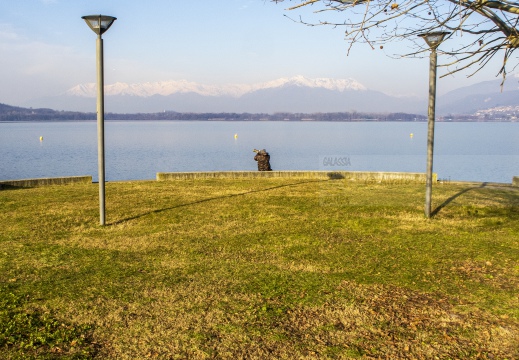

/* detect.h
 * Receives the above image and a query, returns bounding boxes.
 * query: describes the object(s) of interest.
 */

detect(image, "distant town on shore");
[1,102,518,122]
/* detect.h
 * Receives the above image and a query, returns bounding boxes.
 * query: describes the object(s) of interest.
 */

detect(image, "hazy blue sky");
[0,0,507,107]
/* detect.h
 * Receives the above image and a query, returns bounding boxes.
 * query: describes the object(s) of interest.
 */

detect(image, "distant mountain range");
[24,75,425,114]
[19,74,519,115]
[65,76,368,98]
[438,77,519,114]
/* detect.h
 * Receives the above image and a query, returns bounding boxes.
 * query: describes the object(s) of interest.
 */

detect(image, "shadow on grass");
[110,179,325,225]
[431,183,487,217]
[0,184,31,191]
[431,182,519,217]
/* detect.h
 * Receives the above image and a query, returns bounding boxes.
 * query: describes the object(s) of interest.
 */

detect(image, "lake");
[1,120,518,183]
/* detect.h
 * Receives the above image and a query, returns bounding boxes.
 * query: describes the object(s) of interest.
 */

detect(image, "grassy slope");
[1,179,518,359]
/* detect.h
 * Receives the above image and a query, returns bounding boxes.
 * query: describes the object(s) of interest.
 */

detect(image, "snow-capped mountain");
[65,80,251,98]
[18,73,519,115]
[64,75,367,98]
[25,75,424,114]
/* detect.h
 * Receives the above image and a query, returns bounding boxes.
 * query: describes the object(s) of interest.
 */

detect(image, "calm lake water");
[1,120,518,183]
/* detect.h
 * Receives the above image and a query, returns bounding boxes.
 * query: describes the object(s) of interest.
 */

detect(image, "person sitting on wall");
[253,149,272,171]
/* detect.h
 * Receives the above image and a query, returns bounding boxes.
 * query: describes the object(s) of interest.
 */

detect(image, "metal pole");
[425,48,437,218]
[96,35,106,225]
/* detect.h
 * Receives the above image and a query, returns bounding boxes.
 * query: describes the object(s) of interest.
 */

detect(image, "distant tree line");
[1,102,514,121]
[0,104,95,121]
[0,104,428,122]
[106,111,427,121]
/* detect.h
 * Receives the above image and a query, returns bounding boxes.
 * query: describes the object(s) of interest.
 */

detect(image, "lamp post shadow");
[109,179,325,226]
[430,182,489,217]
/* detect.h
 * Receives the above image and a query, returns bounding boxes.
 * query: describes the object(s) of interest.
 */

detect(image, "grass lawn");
[0,178,518,359]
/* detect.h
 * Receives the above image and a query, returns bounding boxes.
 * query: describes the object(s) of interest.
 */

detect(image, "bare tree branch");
[272,0,519,80]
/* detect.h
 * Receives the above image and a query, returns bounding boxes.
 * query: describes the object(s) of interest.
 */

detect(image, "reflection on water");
[1,120,517,183]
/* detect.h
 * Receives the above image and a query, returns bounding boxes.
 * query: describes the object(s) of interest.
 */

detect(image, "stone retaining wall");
[157,171,434,183]
[0,176,92,188]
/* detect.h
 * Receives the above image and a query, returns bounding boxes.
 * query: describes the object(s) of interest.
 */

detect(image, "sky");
[0,0,509,108]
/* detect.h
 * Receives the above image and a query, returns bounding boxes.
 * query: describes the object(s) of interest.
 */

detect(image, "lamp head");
[418,31,450,50]
[82,15,117,36]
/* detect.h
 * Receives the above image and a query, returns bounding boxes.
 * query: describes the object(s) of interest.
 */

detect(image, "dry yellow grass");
[1,179,518,359]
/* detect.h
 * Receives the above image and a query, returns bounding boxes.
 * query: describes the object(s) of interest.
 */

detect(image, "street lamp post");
[418,31,449,218]
[82,15,116,226]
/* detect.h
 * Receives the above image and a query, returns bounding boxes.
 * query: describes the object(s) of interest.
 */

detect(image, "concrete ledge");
[0,175,92,188]
[157,171,434,183]
[513,176,519,187]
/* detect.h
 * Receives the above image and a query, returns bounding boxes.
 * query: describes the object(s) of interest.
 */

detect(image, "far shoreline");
[2,119,518,123]
[2,102,518,122]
